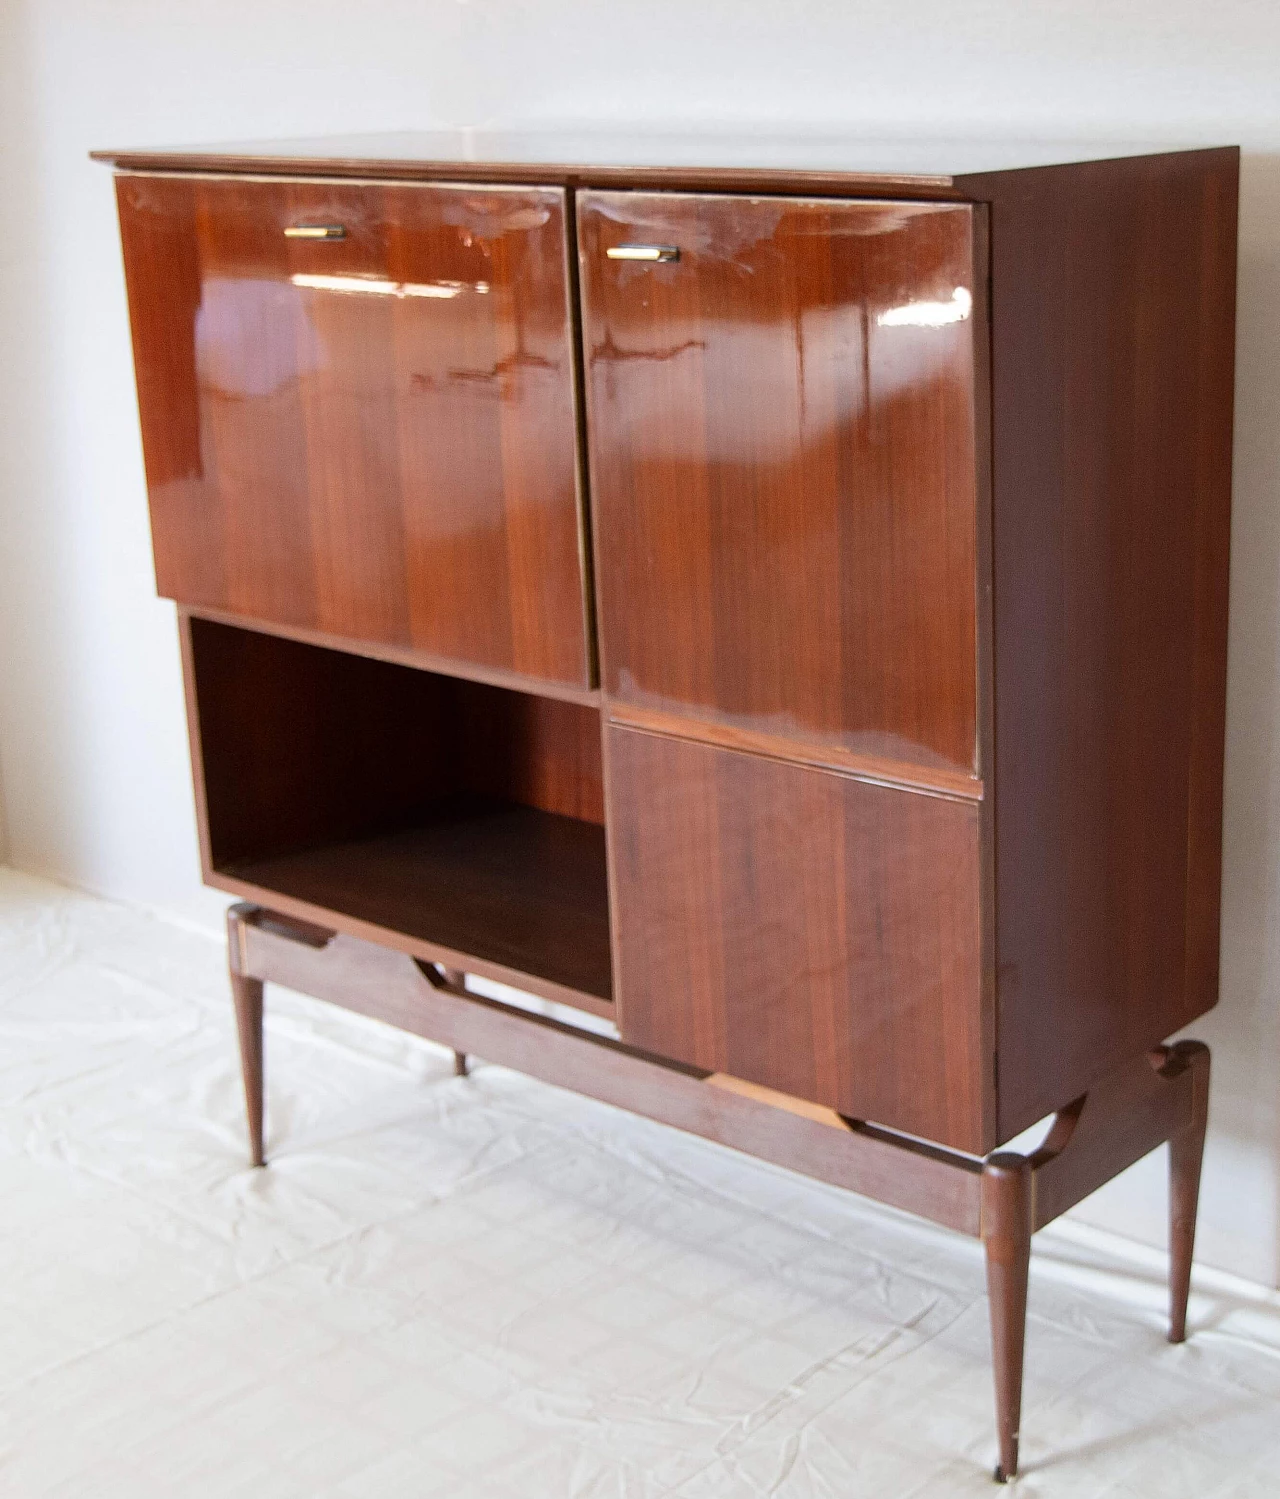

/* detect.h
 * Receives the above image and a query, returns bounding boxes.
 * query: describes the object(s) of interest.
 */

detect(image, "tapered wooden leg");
[1168,1040,1210,1343]
[440,969,469,1076]
[229,968,265,1168]
[983,1152,1033,1483]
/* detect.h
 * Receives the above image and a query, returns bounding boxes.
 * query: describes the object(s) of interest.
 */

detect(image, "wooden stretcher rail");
[231,905,986,1234]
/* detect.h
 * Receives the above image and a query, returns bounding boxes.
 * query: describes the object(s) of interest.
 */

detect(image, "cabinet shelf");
[220,796,611,1001]
[185,616,611,1009]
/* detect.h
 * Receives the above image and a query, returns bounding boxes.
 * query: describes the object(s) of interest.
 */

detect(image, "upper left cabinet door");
[115,174,590,690]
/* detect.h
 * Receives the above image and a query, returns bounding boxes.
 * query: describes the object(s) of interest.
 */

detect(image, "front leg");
[983,1153,1033,1482]
[227,904,265,1167]
[1167,1040,1210,1343]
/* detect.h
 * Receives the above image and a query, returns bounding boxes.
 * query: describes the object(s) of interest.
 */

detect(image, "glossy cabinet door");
[579,191,983,785]
[117,173,590,690]
[606,725,989,1153]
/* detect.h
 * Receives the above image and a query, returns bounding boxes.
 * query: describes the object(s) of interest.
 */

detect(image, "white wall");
[2,0,1280,1282]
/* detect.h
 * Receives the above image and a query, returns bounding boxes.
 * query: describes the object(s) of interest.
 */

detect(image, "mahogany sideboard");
[95,132,1238,1481]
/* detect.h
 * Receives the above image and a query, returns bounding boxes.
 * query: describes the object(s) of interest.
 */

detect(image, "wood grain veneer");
[98,137,1238,1481]
[955,147,1239,1139]
[117,173,591,691]
[185,616,604,865]
[227,804,611,1001]
[578,191,982,782]
[184,617,610,999]
[606,724,989,1153]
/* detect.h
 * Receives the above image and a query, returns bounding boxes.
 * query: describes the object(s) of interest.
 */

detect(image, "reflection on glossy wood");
[579,191,981,779]
[607,725,989,1153]
[955,149,1240,1138]
[117,174,589,688]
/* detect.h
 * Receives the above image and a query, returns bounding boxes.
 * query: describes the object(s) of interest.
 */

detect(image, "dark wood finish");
[227,907,265,1168]
[231,908,987,1232]
[606,724,989,1153]
[97,129,1220,198]
[186,604,601,707]
[184,616,610,1004]
[216,866,614,1019]
[607,702,983,801]
[975,1041,1208,1481]
[227,903,1209,1387]
[116,173,590,690]
[982,1154,1032,1483]
[1168,1040,1211,1343]
[93,132,968,198]
[954,148,1239,1139]
[226,804,611,1001]
[185,615,604,867]
[100,139,1237,1480]
[579,191,983,783]
[1026,1045,1198,1231]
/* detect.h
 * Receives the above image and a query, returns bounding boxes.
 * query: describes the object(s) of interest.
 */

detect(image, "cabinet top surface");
[91,128,1233,194]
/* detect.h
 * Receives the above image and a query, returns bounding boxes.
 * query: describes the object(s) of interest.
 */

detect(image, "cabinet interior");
[187,618,611,1002]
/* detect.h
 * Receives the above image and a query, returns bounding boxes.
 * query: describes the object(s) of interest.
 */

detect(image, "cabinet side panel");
[607,726,988,1153]
[958,149,1239,1139]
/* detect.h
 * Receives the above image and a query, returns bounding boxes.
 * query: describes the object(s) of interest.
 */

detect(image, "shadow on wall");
[1216,149,1280,1287]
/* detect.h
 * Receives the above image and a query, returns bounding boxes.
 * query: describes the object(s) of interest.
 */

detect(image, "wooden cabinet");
[98,132,1238,1479]
[116,173,590,691]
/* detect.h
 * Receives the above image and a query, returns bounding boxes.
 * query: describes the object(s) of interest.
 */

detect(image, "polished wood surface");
[232,907,987,1232]
[579,191,982,781]
[982,1154,1032,1482]
[227,801,612,1000]
[978,1041,1204,1481]
[117,173,589,689]
[186,616,603,868]
[606,725,989,1153]
[227,910,266,1169]
[228,899,1210,1478]
[95,130,1205,195]
[100,140,1237,1479]
[186,617,610,1002]
[1167,1041,1211,1344]
[1021,1045,1195,1231]
[607,701,983,801]
[185,604,601,707]
[955,148,1240,1139]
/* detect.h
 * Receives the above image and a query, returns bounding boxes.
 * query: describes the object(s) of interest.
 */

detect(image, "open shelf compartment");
[185,617,612,1005]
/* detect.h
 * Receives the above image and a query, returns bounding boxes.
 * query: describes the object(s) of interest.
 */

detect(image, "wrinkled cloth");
[1,867,1279,1498]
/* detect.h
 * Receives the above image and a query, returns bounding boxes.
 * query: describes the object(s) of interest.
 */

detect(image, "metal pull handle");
[606,244,680,263]
[284,224,347,240]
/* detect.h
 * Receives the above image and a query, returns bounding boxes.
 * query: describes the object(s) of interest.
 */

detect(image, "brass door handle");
[284,224,347,240]
[606,244,680,262]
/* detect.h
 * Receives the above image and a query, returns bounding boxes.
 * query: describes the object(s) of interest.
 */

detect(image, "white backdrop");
[1,0,1278,1285]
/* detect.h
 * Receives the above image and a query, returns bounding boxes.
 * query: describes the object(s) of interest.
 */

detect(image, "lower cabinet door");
[606,725,990,1154]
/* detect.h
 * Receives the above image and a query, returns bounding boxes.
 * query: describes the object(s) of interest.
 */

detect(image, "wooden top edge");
[91,151,960,198]
[953,140,1241,188]
[90,134,1239,197]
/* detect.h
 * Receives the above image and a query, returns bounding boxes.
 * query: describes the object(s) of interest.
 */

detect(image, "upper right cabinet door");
[578,192,983,785]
